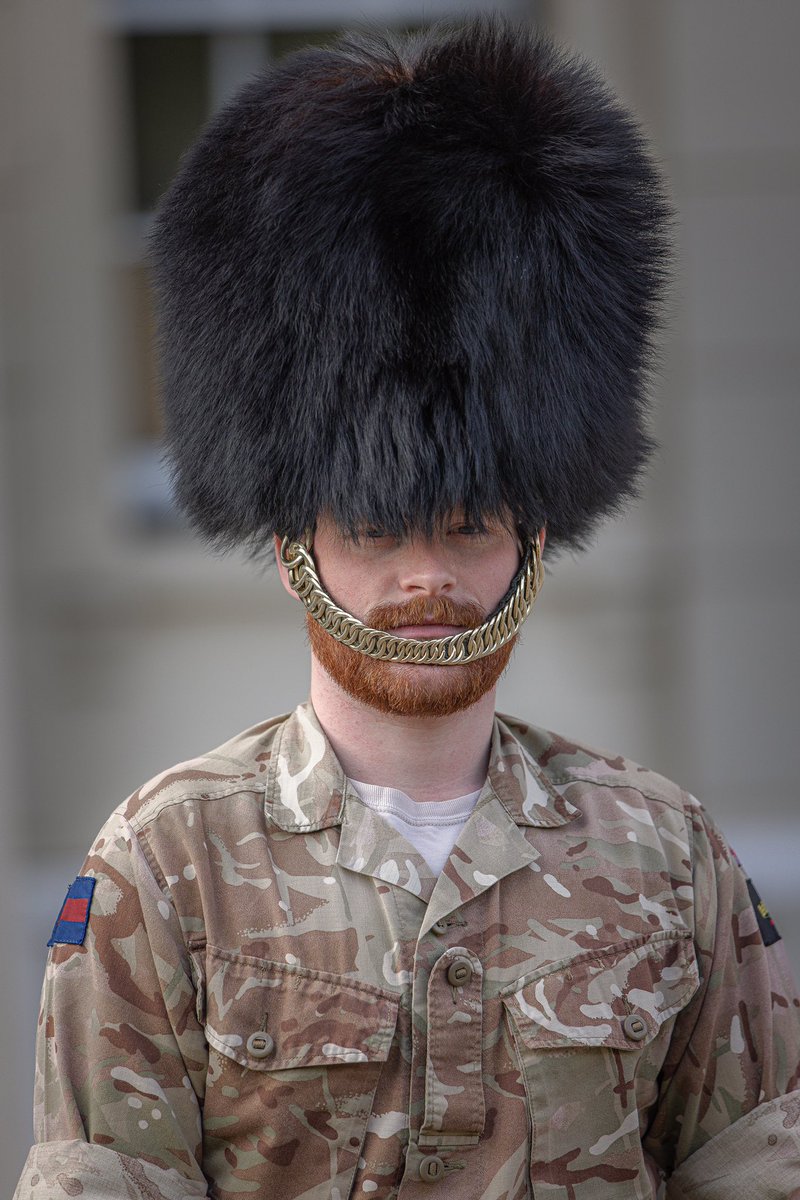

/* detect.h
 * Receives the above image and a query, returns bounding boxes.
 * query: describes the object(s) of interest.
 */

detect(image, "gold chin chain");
[278,534,544,665]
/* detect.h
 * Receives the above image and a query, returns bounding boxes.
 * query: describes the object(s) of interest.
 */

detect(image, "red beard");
[306,593,516,717]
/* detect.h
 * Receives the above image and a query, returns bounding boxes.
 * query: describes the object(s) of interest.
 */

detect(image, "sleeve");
[642,800,800,1198]
[13,810,210,1199]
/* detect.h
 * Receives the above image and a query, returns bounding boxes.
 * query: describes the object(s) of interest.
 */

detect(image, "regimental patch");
[731,846,782,948]
[47,876,96,947]
[746,877,782,947]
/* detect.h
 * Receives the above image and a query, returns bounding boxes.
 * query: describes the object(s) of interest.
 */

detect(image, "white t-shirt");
[348,778,482,875]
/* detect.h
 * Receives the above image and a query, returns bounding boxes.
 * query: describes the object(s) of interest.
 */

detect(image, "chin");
[307,613,516,718]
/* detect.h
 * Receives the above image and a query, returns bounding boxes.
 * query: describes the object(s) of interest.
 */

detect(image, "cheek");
[318,560,380,620]
[479,547,522,609]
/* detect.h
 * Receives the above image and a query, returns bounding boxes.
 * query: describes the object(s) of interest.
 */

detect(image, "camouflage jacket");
[15,703,800,1199]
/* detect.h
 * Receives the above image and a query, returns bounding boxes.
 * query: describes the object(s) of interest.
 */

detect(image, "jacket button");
[622,1014,648,1042]
[419,1155,445,1183]
[446,957,473,987]
[432,919,448,935]
[246,1031,274,1058]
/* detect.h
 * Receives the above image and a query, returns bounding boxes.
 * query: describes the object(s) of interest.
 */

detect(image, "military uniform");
[15,704,800,1198]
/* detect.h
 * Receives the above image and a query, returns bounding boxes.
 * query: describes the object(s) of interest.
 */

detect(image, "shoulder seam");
[128,779,267,833]
[550,770,689,815]
[117,814,197,970]
[116,813,172,898]
[134,822,171,895]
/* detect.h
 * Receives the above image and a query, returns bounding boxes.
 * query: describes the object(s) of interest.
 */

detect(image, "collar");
[263,701,581,833]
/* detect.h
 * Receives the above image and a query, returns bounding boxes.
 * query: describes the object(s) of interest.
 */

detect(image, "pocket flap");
[502,931,698,1051]
[203,945,399,1070]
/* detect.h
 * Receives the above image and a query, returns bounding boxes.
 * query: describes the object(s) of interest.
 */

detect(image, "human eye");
[356,526,395,547]
[448,522,483,538]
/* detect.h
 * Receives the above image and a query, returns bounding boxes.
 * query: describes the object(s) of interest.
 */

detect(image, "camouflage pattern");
[14,703,800,1198]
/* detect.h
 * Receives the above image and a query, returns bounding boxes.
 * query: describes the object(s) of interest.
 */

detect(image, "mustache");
[365,595,487,632]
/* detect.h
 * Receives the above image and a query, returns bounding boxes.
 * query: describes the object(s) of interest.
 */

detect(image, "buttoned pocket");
[197,945,399,1198]
[501,931,699,1199]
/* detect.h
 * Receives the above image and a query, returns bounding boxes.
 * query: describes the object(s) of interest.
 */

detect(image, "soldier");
[15,16,800,1200]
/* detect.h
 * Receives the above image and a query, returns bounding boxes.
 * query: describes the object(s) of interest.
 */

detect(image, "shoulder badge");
[731,847,782,947]
[745,876,782,947]
[47,876,96,947]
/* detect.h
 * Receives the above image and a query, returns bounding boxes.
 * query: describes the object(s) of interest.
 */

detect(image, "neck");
[309,660,496,802]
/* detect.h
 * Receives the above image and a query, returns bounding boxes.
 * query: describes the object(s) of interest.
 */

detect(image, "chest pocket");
[501,930,699,1199]
[196,944,399,1200]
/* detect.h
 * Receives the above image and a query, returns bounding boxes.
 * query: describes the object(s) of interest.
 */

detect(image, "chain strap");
[278,534,544,664]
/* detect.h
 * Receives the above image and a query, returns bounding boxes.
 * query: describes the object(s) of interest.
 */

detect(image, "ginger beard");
[306,594,517,717]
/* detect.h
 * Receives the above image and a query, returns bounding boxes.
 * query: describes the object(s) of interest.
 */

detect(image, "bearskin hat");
[149,15,671,556]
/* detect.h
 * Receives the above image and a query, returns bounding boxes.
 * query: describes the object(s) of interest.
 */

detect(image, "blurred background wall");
[1,0,798,1190]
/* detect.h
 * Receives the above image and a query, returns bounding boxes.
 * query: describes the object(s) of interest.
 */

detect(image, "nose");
[397,540,457,597]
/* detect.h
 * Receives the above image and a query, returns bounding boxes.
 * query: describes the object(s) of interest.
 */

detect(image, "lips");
[390,625,466,638]
[367,596,486,639]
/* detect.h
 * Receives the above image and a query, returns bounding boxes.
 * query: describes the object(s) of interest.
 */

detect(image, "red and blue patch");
[47,876,96,947]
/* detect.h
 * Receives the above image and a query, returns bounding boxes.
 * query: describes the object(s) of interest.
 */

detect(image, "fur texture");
[149,16,672,555]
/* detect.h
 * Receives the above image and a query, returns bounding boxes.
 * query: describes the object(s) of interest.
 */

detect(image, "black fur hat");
[149,16,671,555]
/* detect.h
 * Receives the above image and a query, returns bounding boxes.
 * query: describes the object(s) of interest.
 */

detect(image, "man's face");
[278,513,538,717]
